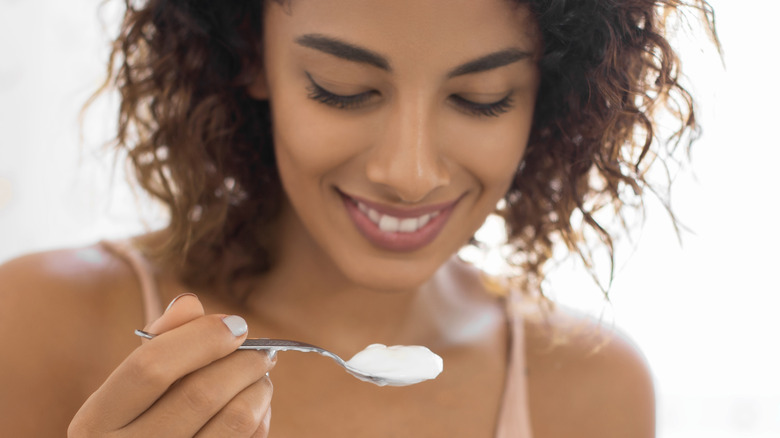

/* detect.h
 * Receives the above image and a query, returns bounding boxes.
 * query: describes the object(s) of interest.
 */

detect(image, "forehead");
[264,0,541,69]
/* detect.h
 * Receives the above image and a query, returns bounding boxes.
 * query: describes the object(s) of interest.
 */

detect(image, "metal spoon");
[134,329,408,386]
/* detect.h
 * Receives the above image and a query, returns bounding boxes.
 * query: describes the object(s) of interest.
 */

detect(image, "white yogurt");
[345,343,443,387]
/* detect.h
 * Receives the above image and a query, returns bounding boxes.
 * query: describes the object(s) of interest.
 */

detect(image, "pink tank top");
[102,240,534,437]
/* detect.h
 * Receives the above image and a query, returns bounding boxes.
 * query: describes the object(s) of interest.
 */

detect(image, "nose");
[365,97,450,203]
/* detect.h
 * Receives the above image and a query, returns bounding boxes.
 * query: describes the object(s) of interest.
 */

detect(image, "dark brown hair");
[99,0,718,299]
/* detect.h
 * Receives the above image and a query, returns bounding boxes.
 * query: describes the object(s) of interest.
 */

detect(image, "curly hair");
[503,0,718,297]
[98,0,718,300]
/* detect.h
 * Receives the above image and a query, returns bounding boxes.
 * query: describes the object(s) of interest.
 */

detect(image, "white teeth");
[379,215,400,232]
[355,200,439,234]
[399,218,418,232]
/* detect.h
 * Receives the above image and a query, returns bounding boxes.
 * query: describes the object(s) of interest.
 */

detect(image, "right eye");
[305,73,377,110]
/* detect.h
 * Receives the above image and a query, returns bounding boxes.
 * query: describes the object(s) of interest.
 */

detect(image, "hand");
[68,294,275,437]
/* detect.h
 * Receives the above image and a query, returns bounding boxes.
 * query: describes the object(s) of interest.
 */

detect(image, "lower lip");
[341,194,456,252]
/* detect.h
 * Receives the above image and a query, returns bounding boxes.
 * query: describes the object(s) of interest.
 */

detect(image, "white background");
[1,1,778,436]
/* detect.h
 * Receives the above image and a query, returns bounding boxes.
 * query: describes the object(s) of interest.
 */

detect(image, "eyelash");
[306,81,376,110]
[305,76,514,118]
[450,94,514,118]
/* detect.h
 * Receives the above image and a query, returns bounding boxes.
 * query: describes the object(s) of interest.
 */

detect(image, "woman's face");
[255,0,541,291]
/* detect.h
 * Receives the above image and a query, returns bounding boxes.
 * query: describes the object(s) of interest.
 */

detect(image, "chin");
[339,255,443,293]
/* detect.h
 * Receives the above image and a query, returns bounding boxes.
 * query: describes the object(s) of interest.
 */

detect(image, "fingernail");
[166,293,198,312]
[222,315,248,337]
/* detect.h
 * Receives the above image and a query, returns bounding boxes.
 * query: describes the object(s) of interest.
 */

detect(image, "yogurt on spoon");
[345,343,444,386]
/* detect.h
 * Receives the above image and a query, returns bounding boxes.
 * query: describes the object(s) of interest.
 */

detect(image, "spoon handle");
[238,338,321,352]
[133,329,322,353]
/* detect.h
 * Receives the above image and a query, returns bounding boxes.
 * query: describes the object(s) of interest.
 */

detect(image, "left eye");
[449,94,515,118]
[305,75,376,110]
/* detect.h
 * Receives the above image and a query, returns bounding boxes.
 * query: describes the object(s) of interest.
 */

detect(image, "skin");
[0,0,655,436]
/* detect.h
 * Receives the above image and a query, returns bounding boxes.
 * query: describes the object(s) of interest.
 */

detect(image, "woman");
[0,0,717,436]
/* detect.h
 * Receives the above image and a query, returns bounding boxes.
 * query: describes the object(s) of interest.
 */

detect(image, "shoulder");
[0,243,146,433]
[0,243,146,333]
[524,304,655,438]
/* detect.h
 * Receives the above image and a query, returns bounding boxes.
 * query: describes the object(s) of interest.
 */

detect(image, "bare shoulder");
[0,243,146,336]
[524,304,655,438]
[0,243,146,434]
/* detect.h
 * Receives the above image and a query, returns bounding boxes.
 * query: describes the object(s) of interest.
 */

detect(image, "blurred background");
[1,0,778,436]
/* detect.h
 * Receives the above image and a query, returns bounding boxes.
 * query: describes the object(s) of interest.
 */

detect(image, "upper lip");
[339,190,464,218]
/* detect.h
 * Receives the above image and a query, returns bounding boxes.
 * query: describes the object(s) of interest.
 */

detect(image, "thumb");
[144,293,205,335]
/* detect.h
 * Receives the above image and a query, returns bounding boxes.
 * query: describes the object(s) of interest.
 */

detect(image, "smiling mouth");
[338,190,462,252]
[354,201,441,233]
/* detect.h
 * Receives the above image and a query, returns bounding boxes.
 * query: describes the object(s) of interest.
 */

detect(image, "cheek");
[446,117,531,192]
[271,91,374,179]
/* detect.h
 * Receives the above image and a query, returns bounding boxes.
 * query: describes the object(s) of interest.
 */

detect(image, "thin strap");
[100,240,164,326]
[495,288,534,437]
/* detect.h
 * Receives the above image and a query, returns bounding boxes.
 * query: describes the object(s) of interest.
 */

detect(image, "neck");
[245,272,432,352]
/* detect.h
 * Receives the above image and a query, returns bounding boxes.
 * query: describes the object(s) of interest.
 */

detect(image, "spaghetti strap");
[100,240,164,326]
[494,287,534,437]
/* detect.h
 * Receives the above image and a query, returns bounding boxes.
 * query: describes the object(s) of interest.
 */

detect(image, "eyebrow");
[295,34,391,71]
[294,34,533,78]
[446,49,533,78]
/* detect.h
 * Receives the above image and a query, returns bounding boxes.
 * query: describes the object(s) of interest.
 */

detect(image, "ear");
[247,68,270,100]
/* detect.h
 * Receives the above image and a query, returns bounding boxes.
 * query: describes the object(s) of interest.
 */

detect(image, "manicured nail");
[222,315,248,337]
[166,293,198,312]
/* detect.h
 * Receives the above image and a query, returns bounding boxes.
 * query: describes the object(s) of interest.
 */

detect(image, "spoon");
[134,329,414,386]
